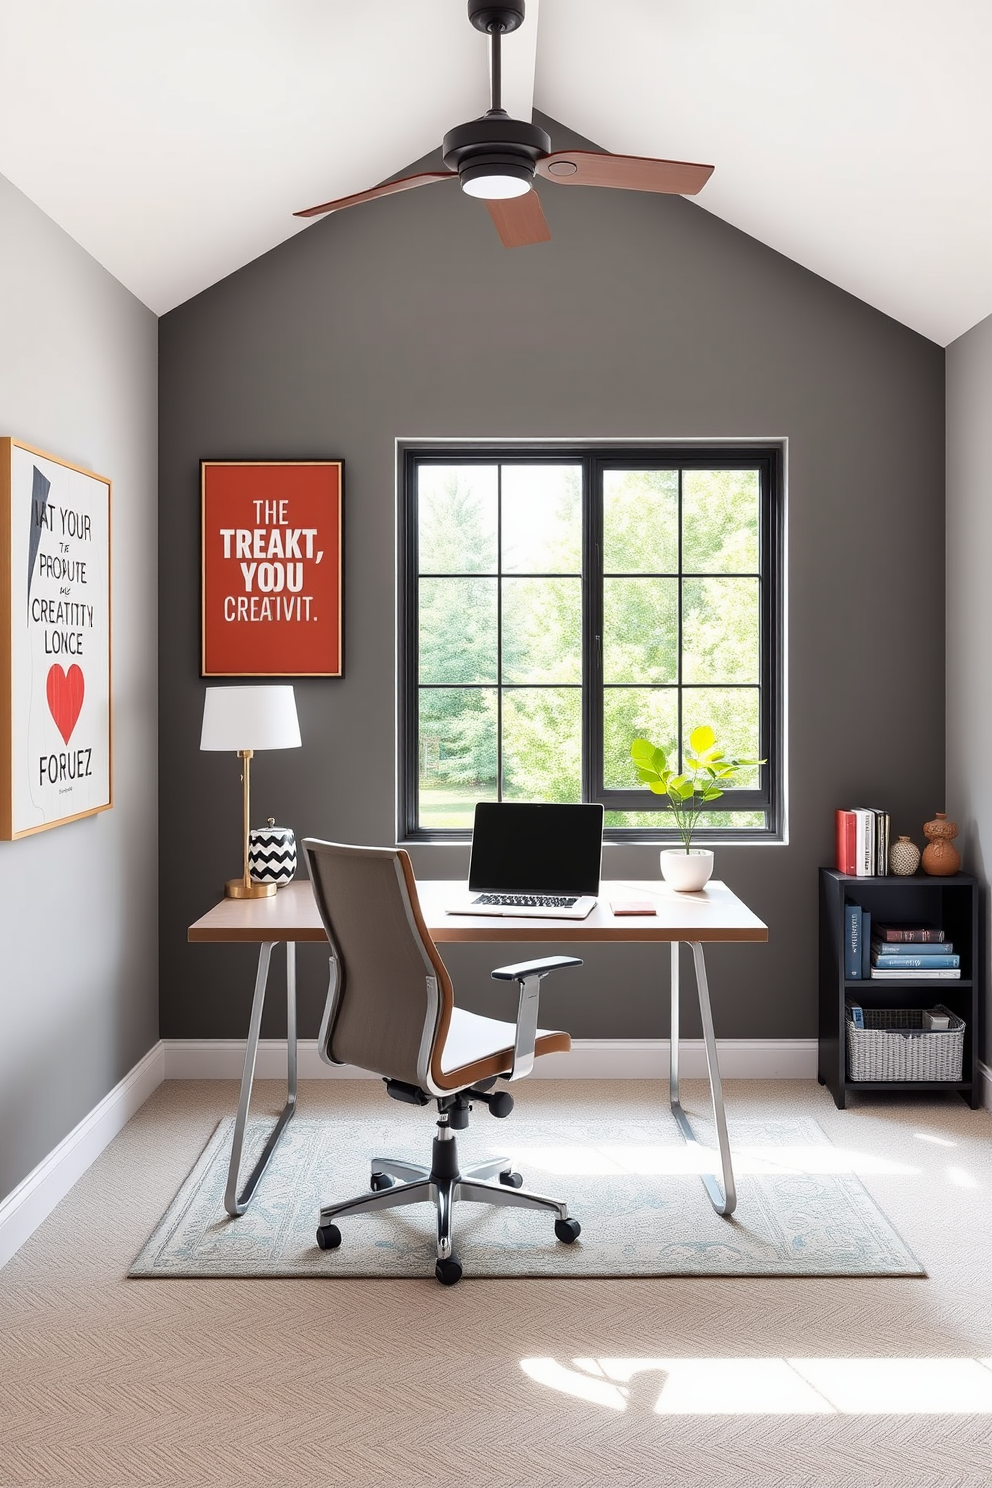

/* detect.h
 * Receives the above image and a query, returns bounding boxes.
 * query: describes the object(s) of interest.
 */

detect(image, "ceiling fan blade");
[536,151,713,196]
[294,171,455,219]
[485,189,552,248]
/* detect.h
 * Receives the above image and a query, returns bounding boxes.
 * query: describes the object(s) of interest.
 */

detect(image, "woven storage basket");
[846,1005,964,1082]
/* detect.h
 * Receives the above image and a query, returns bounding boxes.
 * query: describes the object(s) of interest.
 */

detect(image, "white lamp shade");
[200,685,302,752]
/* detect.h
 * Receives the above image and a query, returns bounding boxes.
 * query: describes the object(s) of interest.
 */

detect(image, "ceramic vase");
[888,836,921,876]
[248,818,297,886]
[659,847,714,892]
[921,813,960,877]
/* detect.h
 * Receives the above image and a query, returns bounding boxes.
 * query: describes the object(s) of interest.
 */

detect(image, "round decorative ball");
[248,818,297,887]
[921,812,960,877]
[888,836,921,876]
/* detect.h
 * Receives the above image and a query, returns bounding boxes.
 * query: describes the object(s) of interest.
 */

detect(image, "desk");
[189,878,768,1219]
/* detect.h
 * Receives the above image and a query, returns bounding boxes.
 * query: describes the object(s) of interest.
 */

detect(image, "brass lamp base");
[225,878,278,899]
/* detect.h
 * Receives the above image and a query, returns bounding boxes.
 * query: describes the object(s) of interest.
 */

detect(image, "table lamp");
[200,685,302,898]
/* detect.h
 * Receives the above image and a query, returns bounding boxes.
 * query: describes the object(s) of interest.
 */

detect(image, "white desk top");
[188,878,767,945]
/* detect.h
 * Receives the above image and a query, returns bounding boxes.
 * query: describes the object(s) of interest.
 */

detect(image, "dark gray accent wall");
[946,309,992,1063]
[159,118,944,1046]
[0,172,158,1204]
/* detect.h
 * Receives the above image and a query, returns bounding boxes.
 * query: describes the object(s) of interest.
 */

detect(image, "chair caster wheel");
[435,1256,463,1286]
[554,1218,581,1244]
[499,1170,524,1188]
[316,1223,342,1250]
[370,1172,394,1192]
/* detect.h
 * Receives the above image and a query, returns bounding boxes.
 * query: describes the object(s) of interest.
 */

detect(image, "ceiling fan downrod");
[444,1,549,199]
[469,0,526,113]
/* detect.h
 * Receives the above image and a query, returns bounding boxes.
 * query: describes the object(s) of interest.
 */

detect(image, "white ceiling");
[1,0,990,344]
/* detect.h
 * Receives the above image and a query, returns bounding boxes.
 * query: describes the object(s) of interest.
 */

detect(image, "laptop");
[446,802,604,920]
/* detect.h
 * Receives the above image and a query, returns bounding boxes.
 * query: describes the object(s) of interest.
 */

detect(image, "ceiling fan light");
[461,169,532,200]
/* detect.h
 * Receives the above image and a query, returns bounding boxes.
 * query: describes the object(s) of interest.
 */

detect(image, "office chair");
[303,838,583,1285]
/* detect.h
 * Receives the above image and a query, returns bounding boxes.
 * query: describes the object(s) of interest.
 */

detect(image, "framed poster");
[201,460,343,677]
[0,438,112,840]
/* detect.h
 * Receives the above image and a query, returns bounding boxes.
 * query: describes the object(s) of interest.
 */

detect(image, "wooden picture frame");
[201,460,344,677]
[0,438,112,839]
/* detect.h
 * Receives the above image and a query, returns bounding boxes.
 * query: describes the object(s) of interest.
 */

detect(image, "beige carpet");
[2,1077,992,1488]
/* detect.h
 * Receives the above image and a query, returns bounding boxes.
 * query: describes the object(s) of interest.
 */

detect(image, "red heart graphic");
[47,664,85,745]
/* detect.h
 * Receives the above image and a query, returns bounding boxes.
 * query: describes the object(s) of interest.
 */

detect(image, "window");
[401,446,783,841]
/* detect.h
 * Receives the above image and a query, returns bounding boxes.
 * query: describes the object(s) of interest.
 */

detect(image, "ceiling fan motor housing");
[442,112,551,193]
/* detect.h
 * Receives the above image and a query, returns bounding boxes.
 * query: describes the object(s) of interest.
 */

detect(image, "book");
[844,900,863,979]
[875,811,890,875]
[610,900,656,916]
[871,953,960,969]
[853,809,875,876]
[873,923,945,943]
[869,967,961,979]
[854,806,889,875]
[861,909,872,978]
[835,809,858,875]
[870,938,954,956]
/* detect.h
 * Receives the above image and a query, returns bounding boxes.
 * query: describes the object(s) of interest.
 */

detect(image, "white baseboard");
[162,1037,819,1082]
[0,1040,166,1273]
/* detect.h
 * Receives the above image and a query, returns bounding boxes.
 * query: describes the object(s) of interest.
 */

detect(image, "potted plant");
[630,726,764,891]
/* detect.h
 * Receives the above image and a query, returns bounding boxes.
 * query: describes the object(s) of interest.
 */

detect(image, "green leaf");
[689,724,716,754]
[630,738,656,764]
[700,786,723,801]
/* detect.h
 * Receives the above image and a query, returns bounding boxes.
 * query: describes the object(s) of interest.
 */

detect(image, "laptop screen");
[468,802,604,896]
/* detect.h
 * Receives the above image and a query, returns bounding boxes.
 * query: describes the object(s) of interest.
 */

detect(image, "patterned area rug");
[129,1111,924,1279]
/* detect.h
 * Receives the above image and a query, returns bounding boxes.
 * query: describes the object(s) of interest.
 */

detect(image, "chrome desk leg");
[224,940,299,1218]
[668,940,737,1217]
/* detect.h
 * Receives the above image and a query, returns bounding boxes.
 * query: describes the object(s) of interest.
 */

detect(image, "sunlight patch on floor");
[946,1164,981,1188]
[521,1356,992,1415]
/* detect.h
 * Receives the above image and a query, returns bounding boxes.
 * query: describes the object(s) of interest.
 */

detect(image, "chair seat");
[438,1006,570,1085]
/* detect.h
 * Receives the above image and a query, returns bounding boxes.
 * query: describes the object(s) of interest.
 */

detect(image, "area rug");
[129,1112,925,1279]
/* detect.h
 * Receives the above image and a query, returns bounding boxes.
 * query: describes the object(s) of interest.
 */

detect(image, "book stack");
[836,808,890,876]
[870,922,960,979]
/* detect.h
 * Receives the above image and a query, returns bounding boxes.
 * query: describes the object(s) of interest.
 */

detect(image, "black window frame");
[400,442,784,844]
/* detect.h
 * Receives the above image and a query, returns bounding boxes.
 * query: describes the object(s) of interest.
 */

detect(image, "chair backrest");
[303,839,454,1091]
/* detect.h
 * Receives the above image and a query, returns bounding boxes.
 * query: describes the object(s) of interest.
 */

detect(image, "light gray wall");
[946,310,992,1063]
[0,173,158,1202]
[160,119,945,1046]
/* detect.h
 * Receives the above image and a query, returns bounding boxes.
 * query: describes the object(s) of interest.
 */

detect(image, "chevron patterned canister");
[248,818,297,887]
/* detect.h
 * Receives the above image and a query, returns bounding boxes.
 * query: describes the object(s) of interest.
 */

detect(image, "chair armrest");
[490,955,582,1080]
[491,955,583,981]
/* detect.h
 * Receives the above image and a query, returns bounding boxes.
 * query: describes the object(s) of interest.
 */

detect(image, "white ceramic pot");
[659,847,714,892]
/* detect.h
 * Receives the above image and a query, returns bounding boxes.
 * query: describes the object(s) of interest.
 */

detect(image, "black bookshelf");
[818,868,982,1109]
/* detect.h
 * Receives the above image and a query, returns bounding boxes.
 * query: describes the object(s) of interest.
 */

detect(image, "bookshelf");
[818,868,982,1108]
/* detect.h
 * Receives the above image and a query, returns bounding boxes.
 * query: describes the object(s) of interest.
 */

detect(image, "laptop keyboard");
[472,893,579,909]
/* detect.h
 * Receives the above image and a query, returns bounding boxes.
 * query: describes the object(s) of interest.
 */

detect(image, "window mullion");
[584,455,603,804]
[496,464,503,801]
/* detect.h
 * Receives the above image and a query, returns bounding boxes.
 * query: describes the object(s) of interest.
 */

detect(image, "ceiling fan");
[295,0,714,248]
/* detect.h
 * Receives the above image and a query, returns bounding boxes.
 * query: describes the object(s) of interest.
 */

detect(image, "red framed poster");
[201,460,343,677]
